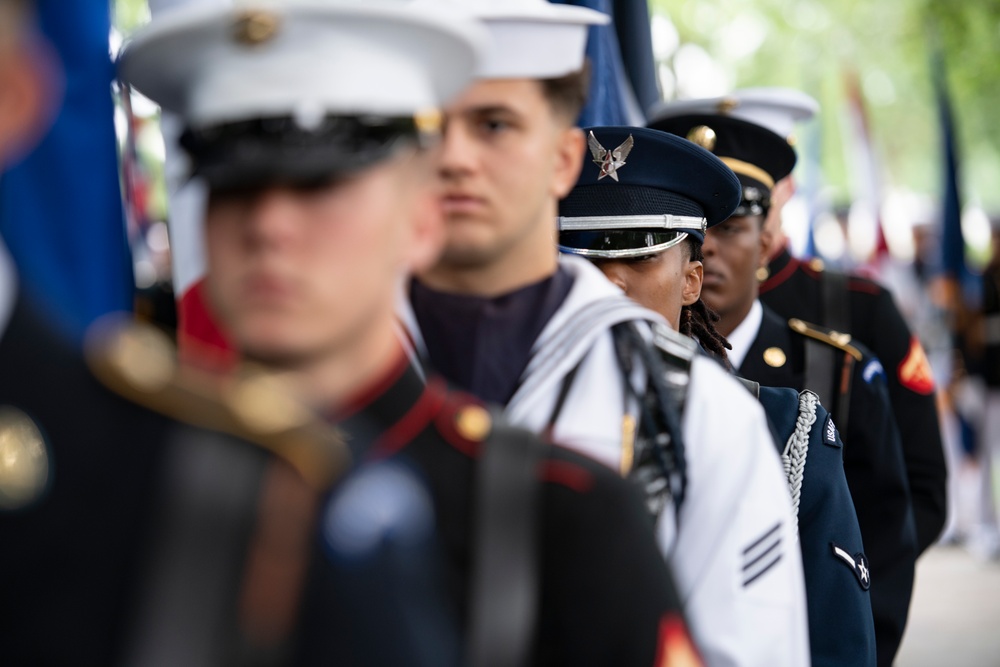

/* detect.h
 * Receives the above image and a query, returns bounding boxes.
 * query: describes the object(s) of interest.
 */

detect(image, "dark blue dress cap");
[558,125,741,259]
[647,113,796,204]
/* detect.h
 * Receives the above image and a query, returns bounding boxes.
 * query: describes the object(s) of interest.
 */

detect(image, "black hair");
[679,238,732,367]
[539,60,591,123]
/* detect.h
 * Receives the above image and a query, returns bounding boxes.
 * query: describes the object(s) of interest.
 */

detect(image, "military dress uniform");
[546,125,810,667]
[648,103,919,667]
[298,357,697,666]
[558,125,878,667]
[761,245,948,555]
[756,385,876,667]
[0,270,344,665]
[115,3,703,665]
[738,303,917,665]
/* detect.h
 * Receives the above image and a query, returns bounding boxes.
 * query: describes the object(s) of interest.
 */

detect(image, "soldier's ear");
[0,38,61,167]
[682,259,703,306]
[402,166,446,274]
[550,126,585,200]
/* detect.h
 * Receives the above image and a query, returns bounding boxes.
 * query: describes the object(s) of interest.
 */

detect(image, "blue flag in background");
[0,0,133,342]
[611,0,660,116]
[554,0,657,127]
[932,49,972,296]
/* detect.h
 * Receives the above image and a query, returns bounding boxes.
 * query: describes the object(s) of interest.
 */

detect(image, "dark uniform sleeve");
[861,284,947,554]
[758,387,876,667]
[537,445,699,666]
[984,266,1000,387]
[842,351,918,667]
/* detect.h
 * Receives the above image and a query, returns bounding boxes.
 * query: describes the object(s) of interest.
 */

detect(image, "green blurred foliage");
[112,0,150,35]
[652,0,1000,212]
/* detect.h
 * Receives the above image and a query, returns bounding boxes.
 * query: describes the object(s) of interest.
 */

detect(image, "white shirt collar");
[725,299,763,372]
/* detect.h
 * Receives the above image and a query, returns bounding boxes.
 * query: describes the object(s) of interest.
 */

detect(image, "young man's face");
[205,151,441,368]
[435,78,583,269]
[700,214,770,330]
[592,242,702,331]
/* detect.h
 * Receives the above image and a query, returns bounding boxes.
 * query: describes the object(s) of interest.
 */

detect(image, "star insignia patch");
[588,131,633,182]
[831,543,871,590]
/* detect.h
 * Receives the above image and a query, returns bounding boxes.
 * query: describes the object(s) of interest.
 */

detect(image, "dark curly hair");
[679,238,732,368]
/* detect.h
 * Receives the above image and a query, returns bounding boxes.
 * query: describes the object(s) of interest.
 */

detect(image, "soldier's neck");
[418,214,558,298]
[266,314,406,412]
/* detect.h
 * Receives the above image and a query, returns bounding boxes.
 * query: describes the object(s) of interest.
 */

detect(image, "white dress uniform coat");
[400,255,810,667]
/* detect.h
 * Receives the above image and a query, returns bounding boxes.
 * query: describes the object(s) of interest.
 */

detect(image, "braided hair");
[679,238,732,368]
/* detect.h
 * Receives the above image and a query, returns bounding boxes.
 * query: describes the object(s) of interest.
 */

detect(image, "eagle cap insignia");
[588,131,633,182]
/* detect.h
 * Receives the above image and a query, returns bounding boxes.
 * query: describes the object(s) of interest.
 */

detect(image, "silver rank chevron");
[588,131,633,182]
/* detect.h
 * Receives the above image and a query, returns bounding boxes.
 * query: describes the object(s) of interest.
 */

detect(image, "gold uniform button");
[232,10,281,46]
[0,406,49,510]
[763,347,787,368]
[808,257,825,272]
[455,405,492,442]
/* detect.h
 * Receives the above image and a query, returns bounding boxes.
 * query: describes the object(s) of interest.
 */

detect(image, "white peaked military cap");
[117,1,487,188]
[649,87,819,139]
[417,0,608,79]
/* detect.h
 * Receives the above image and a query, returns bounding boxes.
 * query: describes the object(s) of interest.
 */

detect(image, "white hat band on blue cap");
[557,214,707,234]
[557,234,690,259]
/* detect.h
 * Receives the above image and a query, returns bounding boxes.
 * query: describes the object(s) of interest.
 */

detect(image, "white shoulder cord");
[783,390,818,528]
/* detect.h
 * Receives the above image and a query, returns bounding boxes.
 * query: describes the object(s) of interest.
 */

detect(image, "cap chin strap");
[558,233,690,260]
[557,214,707,233]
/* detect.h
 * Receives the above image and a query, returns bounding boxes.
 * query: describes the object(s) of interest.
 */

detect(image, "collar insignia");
[588,131,633,182]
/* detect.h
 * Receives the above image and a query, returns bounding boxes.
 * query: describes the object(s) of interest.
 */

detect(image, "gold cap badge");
[717,97,740,114]
[233,10,281,46]
[686,125,717,152]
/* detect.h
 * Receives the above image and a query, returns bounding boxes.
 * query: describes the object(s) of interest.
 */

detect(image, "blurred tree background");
[651,0,1000,260]
[112,0,998,262]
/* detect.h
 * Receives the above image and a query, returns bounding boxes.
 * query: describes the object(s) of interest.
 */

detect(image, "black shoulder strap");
[822,270,851,334]
[611,322,688,516]
[467,421,542,667]
[803,339,854,436]
[808,271,852,432]
[803,335,837,409]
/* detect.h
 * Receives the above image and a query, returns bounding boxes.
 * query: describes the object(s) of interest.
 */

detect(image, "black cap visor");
[559,229,688,259]
[181,115,425,191]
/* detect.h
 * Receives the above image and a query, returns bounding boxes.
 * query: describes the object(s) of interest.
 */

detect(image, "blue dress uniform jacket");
[757,386,876,667]
[738,304,917,667]
[761,246,947,554]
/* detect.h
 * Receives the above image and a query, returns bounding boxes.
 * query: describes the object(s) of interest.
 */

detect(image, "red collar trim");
[760,251,802,293]
[369,377,448,458]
